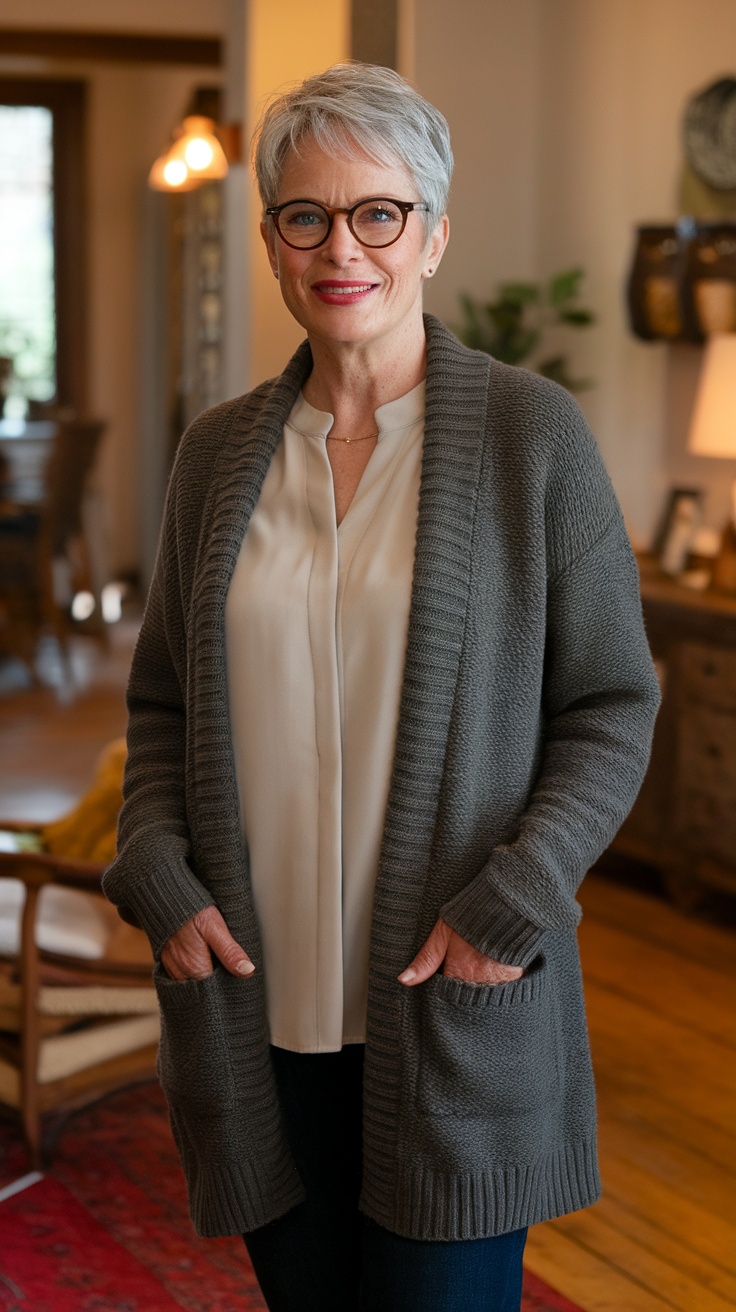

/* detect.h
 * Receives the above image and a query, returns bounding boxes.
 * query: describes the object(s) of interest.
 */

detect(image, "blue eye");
[278,203,328,231]
[356,203,401,226]
[285,209,325,228]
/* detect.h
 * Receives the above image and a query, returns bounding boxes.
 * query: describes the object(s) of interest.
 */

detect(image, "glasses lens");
[276,202,330,248]
[352,199,405,247]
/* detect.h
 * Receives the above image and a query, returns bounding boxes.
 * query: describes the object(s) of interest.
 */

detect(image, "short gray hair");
[252,62,453,232]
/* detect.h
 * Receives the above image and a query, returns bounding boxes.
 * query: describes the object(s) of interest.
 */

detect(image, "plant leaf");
[456,271,595,387]
[485,302,524,333]
[497,282,539,306]
[548,268,584,306]
[558,308,595,326]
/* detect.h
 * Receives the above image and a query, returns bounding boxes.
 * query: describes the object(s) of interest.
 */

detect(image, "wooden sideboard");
[611,559,736,908]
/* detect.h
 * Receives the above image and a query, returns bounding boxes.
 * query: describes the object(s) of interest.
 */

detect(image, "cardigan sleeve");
[440,425,661,968]
[101,471,215,957]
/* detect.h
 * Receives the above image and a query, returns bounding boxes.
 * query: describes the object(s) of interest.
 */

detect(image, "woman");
[104,63,660,1311]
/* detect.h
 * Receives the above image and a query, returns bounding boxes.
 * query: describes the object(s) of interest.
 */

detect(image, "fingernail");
[397,967,416,984]
[237,960,255,976]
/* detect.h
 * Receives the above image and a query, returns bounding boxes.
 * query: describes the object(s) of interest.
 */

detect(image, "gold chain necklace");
[326,430,378,445]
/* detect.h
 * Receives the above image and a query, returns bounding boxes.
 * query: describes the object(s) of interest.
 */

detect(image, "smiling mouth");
[313,282,377,295]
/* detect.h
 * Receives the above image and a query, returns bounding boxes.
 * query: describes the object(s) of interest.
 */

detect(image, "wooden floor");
[0,627,133,821]
[1,630,735,1312]
[526,878,736,1311]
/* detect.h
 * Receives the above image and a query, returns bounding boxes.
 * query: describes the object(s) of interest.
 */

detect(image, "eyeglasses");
[265,197,430,250]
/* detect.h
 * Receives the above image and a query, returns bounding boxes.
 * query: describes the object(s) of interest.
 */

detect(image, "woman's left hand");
[398,919,523,986]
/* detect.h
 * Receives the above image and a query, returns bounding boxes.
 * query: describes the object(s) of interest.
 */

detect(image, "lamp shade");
[688,333,736,458]
[148,116,229,192]
[168,116,229,181]
[148,151,201,192]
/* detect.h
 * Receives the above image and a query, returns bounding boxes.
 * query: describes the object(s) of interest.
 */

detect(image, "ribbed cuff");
[103,856,213,957]
[440,874,545,968]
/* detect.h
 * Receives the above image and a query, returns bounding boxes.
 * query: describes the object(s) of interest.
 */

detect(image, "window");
[0,105,54,414]
[0,80,87,414]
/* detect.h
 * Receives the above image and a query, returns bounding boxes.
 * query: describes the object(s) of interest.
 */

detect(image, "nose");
[321,212,364,262]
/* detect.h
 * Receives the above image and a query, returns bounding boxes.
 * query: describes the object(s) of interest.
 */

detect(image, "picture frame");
[654,487,703,576]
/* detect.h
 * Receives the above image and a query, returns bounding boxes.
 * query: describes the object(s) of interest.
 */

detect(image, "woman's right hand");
[160,906,255,981]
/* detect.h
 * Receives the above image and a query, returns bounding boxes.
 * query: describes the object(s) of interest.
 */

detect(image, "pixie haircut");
[252,62,453,232]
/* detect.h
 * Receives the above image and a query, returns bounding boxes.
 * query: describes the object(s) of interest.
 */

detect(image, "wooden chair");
[0,416,107,666]
[0,823,158,1165]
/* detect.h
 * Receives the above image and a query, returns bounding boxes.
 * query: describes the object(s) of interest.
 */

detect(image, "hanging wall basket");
[627,218,736,341]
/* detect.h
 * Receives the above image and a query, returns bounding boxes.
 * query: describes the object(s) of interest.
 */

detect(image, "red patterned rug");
[0,1084,584,1311]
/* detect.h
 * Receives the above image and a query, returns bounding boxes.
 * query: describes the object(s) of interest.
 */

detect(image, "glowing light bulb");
[163,158,189,187]
[185,137,214,171]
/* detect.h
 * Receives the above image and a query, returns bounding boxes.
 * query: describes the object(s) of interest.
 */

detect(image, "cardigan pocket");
[413,954,561,1120]
[153,964,238,1114]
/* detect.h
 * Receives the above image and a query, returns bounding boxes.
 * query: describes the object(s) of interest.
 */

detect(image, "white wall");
[413,0,736,545]
[534,0,668,542]
[415,0,543,333]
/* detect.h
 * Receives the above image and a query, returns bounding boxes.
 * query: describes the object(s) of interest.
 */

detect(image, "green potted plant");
[456,267,595,391]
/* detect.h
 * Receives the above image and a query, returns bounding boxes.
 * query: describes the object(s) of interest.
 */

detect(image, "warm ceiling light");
[185,136,214,171]
[148,150,200,192]
[163,159,189,187]
[148,115,229,192]
[170,116,228,180]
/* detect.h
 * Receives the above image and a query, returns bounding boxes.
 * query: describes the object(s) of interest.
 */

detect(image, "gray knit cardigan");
[103,314,660,1242]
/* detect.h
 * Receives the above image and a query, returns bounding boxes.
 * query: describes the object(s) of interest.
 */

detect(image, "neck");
[302,317,427,429]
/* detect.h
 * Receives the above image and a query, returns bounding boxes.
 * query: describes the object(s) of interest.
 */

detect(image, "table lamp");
[687,333,736,591]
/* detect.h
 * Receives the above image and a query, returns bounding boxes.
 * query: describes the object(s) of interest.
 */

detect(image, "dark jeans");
[243,1045,527,1312]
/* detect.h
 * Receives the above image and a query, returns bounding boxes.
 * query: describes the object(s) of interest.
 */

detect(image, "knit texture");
[103,316,660,1240]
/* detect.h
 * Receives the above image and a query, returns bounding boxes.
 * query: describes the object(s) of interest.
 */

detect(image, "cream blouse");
[225,383,424,1052]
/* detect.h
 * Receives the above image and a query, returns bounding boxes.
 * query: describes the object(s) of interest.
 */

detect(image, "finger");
[161,909,255,981]
[443,955,524,985]
[439,926,524,985]
[398,919,451,985]
[193,908,255,977]
[493,962,524,982]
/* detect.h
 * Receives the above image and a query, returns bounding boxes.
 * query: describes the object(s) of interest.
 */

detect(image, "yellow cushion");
[41,738,126,863]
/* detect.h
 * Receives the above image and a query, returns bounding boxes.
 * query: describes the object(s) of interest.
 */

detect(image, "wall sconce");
[688,332,736,590]
[148,116,242,192]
